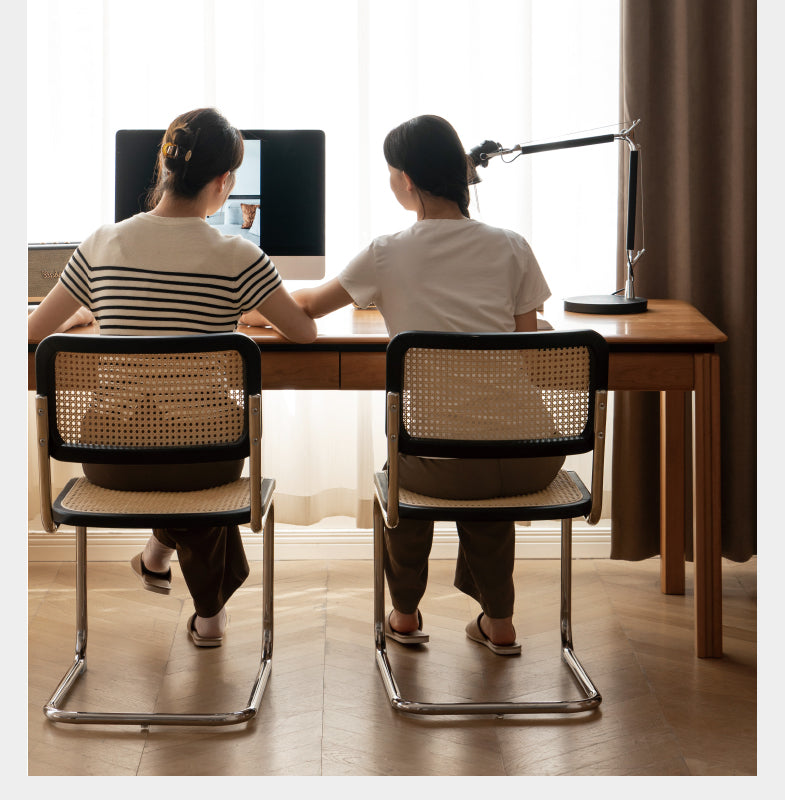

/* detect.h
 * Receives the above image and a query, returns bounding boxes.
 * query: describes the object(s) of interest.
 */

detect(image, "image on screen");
[205,139,262,245]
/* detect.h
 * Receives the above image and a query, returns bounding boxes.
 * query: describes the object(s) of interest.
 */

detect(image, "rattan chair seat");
[397,469,584,510]
[59,477,251,515]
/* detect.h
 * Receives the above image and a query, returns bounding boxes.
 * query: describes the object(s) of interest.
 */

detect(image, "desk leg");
[660,390,687,595]
[693,353,723,658]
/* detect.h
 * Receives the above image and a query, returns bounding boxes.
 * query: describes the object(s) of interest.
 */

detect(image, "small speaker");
[28,243,79,301]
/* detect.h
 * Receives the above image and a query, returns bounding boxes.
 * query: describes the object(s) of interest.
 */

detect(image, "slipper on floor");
[465,613,521,656]
[187,613,224,648]
[385,609,429,645]
[130,552,171,595]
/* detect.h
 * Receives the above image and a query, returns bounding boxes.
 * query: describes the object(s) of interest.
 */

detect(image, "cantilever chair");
[34,333,275,727]
[373,329,609,716]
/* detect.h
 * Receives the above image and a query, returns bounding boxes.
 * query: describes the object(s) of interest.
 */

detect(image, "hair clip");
[184,150,192,161]
[162,142,179,159]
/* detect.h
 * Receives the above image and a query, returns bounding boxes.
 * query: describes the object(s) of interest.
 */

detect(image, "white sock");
[142,536,174,573]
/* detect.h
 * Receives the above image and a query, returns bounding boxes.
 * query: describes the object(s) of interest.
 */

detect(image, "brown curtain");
[611,0,756,562]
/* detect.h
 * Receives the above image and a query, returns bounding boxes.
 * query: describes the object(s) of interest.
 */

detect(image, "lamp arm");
[501,132,616,158]
[479,119,641,161]
[469,120,647,311]
[510,122,644,300]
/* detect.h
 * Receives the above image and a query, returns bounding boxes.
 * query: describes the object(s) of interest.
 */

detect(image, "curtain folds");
[612,0,756,561]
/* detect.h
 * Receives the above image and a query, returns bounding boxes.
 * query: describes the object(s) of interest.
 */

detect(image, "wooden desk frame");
[28,299,726,658]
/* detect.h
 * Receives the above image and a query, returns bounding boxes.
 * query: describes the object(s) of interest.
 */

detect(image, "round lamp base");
[563,295,648,315]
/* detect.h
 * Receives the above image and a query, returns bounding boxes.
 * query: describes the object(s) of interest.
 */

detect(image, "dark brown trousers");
[385,454,564,619]
[82,460,248,617]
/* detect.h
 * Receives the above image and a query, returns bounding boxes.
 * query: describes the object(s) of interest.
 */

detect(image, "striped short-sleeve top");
[59,213,282,335]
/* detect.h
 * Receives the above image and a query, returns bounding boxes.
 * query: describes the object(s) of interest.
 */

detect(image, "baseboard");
[27,522,612,561]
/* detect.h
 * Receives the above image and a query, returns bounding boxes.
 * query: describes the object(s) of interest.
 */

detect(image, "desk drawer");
[609,352,695,391]
[341,352,386,390]
[260,352,339,389]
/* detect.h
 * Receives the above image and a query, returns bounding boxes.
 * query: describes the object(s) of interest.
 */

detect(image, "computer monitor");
[114,129,325,279]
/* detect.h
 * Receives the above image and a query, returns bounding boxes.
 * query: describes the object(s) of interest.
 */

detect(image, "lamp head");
[467,140,502,184]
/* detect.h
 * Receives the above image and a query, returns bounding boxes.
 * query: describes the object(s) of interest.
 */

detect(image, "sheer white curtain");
[27,0,619,529]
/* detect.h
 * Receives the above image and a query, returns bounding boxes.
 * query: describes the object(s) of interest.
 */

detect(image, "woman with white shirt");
[245,114,562,655]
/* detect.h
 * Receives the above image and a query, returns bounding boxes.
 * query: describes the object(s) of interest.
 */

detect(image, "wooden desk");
[28,298,726,658]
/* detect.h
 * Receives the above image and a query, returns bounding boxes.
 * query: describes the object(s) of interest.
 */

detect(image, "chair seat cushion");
[376,469,592,522]
[52,476,254,528]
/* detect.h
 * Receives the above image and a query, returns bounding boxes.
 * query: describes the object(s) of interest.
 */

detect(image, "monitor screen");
[114,129,325,279]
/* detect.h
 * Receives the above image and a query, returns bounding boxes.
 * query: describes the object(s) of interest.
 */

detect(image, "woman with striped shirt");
[28,108,316,646]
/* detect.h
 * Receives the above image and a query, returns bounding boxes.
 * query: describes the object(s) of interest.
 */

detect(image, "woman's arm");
[291,277,353,318]
[514,309,537,332]
[240,278,353,329]
[28,282,94,341]
[253,287,318,343]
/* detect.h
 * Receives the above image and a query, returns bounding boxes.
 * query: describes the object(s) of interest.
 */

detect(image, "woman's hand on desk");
[239,309,271,328]
[241,290,317,343]
[537,316,553,331]
[64,306,94,329]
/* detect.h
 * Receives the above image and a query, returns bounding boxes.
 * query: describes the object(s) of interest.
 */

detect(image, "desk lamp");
[468,120,647,314]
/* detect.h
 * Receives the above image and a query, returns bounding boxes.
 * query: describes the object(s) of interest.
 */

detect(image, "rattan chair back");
[387,330,608,460]
[35,333,261,465]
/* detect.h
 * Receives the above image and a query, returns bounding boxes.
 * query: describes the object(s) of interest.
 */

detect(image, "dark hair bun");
[147,108,244,207]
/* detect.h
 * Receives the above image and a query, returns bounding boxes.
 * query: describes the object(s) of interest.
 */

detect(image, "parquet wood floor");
[28,556,757,777]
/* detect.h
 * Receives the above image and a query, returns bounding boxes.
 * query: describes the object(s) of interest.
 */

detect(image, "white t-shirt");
[338,217,550,337]
[60,212,282,335]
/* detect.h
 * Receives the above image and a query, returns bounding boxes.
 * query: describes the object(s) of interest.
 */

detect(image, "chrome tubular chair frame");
[372,330,609,716]
[35,333,274,727]
[43,490,275,727]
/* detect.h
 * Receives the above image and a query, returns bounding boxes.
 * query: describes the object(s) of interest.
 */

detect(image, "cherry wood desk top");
[27,298,726,356]
[29,298,726,391]
[239,298,726,391]
[241,297,727,349]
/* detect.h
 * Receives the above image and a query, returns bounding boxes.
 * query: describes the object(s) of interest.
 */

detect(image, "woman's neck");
[149,192,210,219]
[414,192,466,221]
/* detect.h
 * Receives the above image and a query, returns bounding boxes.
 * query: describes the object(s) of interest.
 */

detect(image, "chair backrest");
[385,330,609,460]
[35,333,262,466]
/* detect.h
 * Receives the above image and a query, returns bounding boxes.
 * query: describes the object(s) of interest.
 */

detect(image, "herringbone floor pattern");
[28,555,756,776]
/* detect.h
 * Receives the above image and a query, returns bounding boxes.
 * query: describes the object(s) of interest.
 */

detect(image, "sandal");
[187,613,224,648]
[130,552,171,595]
[385,609,429,645]
[465,613,521,656]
